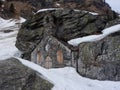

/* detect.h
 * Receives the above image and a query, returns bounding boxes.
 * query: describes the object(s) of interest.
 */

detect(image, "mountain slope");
[0,0,118,19]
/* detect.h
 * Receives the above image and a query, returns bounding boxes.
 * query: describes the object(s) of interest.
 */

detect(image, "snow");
[102,24,120,35]
[1,17,120,90]
[37,8,98,15]
[16,57,120,90]
[0,18,15,29]
[86,11,98,15]
[18,17,26,23]
[0,17,26,60]
[74,9,98,15]
[55,3,61,6]
[0,37,18,60]
[37,8,63,13]
[0,17,26,30]
[68,24,120,46]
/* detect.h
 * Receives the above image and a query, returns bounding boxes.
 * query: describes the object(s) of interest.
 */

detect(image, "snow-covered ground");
[0,17,25,30]
[17,58,120,90]
[0,17,25,60]
[0,17,120,90]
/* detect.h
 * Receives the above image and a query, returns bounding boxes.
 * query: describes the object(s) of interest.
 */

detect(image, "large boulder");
[77,31,120,81]
[16,9,108,59]
[0,58,53,90]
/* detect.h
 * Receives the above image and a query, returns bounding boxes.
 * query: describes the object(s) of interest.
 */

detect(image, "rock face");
[0,58,53,90]
[16,9,108,60]
[77,31,120,81]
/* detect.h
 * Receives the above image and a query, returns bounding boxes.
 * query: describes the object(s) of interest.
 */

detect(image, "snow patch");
[55,3,61,6]
[0,17,26,60]
[16,57,120,90]
[0,17,26,30]
[68,24,120,46]
[37,8,63,13]
[74,9,98,15]
[0,37,19,60]
[37,8,98,15]
[18,17,26,23]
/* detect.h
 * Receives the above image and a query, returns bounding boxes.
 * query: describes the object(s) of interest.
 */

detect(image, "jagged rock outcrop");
[77,19,120,80]
[16,9,109,59]
[0,58,53,90]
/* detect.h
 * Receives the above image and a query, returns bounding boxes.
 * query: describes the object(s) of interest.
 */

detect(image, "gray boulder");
[0,58,53,90]
[77,31,120,81]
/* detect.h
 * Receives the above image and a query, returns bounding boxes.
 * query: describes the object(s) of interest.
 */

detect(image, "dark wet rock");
[77,32,120,81]
[0,58,53,90]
